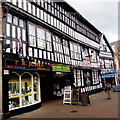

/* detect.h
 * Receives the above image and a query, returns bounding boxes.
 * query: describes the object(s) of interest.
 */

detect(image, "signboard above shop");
[52,64,70,72]
[4,58,51,71]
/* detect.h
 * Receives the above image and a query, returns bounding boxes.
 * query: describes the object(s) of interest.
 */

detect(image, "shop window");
[9,73,20,110]
[74,69,77,87]
[92,71,99,84]
[84,71,91,86]
[8,72,40,110]
[77,70,81,86]
[81,70,84,86]
[21,74,32,106]
[33,74,40,103]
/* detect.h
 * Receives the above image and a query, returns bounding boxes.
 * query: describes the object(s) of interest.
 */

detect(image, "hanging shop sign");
[4,59,50,71]
[52,64,70,72]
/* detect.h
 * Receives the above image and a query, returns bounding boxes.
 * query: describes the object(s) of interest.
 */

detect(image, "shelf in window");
[9,95,20,99]
[22,93,32,97]
[22,92,37,97]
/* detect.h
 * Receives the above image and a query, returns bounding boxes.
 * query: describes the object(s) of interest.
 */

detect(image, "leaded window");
[74,69,84,87]
[46,31,52,51]
[70,42,82,60]
[37,27,46,49]
[29,24,36,47]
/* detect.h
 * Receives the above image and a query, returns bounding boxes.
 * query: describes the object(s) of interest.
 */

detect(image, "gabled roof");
[102,34,114,56]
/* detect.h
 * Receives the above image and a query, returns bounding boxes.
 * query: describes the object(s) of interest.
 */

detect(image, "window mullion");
[19,75,22,107]
[31,75,34,103]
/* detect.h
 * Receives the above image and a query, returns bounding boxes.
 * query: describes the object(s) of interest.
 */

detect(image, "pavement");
[11,91,119,119]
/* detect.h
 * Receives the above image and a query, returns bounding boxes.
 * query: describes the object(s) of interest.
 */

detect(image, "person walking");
[105,83,112,99]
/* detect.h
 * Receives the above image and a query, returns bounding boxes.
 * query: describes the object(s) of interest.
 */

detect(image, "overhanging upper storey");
[2,0,102,50]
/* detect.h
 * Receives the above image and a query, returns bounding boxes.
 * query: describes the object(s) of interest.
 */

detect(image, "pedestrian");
[105,83,112,99]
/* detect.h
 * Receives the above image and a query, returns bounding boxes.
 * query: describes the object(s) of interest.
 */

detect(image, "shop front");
[8,72,41,110]
[3,57,51,118]
[102,74,115,86]
[51,64,74,98]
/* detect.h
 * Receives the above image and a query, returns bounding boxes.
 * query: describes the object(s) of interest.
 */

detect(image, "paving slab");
[11,92,119,119]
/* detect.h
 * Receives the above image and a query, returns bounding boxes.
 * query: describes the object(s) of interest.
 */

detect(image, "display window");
[9,74,20,109]
[8,72,41,110]
[73,69,84,87]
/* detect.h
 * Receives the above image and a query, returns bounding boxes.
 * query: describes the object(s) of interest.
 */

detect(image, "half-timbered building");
[0,0,113,118]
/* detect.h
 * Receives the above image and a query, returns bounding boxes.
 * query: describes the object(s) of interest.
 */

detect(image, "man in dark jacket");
[105,83,112,99]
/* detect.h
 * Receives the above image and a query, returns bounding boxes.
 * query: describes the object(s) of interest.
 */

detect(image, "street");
[11,91,119,119]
